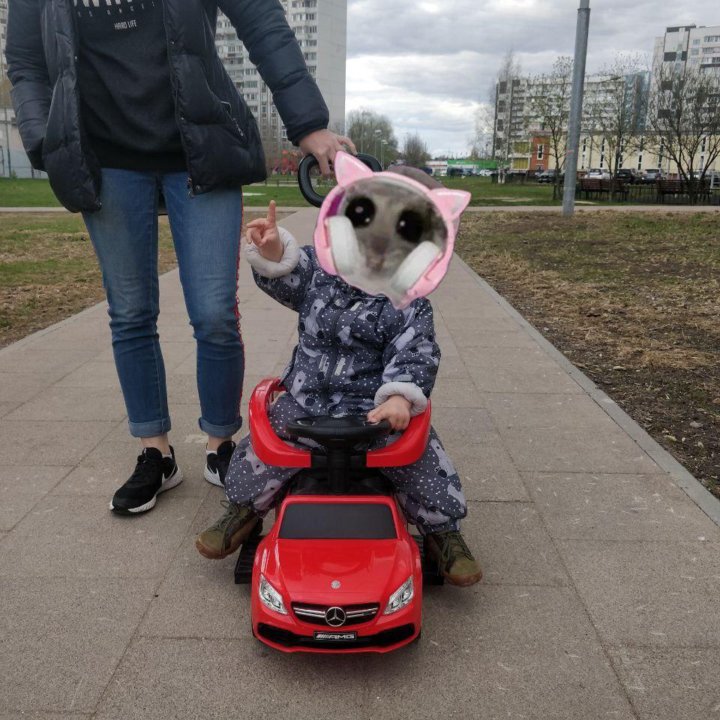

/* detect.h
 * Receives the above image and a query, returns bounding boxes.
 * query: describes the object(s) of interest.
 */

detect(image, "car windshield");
[279,503,397,540]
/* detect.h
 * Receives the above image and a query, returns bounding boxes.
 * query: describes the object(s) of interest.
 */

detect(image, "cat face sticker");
[314,152,470,309]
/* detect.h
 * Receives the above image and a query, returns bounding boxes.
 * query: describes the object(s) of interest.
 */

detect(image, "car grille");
[258,623,415,649]
[291,602,380,627]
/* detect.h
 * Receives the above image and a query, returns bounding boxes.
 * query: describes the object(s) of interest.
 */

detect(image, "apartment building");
[653,24,720,75]
[215,0,347,169]
[493,72,649,172]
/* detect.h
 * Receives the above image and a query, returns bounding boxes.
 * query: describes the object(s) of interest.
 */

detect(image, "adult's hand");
[299,129,356,177]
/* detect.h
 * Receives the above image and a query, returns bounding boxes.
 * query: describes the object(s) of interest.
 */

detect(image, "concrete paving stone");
[434,354,472,381]
[451,444,529,502]
[429,378,483,408]
[501,427,660,475]
[156,323,194,343]
[463,503,570,586]
[464,347,584,393]
[435,333,461,358]
[430,407,499,446]
[0,420,115,466]
[0,493,202,579]
[51,459,210,501]
[0,347,98,377]
[557,539,720,647]
[56,361,121,389]
[138,520,251,639]
[453,326,543,350]
[5,385,127,423]
[24,321,112,350]
[165,373,201,404]
[362,586,634,720]
[525,472,720,542]
[481,392,621,431]
[0,400,20,417]
[94,637,370,720]
[0,372,59,402]
[0,714,90,719]
[0,466,72,531]
[443,313,523,335]
[0,577,155,714]
[608,647,720,720]
[433,297,514,321]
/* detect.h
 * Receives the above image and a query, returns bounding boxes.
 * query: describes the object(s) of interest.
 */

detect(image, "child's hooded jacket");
[247,228,441,417]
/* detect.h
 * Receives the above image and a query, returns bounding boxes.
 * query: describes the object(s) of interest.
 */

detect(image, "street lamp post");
[562,0,591,217]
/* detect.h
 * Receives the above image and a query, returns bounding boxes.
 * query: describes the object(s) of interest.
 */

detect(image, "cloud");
[345,0,720,155]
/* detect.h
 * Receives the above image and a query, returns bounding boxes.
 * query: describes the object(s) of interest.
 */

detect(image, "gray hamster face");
[338,179,447,281]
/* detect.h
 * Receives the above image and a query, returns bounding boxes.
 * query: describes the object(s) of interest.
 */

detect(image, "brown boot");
[425,531,483,587]
[195,502,259,559]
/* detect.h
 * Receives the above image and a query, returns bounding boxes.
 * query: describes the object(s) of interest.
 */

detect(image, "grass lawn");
[0,175,563,208]
[0,210,273,348]
[456,211,720,494]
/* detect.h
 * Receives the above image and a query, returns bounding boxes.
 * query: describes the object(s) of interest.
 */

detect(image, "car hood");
[266,539,414,604]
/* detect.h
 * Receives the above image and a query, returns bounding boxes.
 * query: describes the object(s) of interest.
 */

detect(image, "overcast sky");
[344,0,720,157]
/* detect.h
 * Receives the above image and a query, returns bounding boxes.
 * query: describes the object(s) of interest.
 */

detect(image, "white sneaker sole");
[109,466,184,514]
[203,465,224,487]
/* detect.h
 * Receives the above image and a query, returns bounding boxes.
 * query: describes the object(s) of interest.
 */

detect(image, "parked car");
[614,168,640,184]
[537,169,564,184]
[586,168,612,180]
[446,167,468,177]
[641,168,664,184]
[477,168,494,177]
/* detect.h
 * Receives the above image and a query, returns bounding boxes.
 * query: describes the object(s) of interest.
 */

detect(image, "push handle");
[249,377,432,470]
[298,153,383,207]
[366,402,432,468]
[248,378,312,468]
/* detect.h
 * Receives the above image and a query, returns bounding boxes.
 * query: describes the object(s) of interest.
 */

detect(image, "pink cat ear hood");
[314,151,471,309]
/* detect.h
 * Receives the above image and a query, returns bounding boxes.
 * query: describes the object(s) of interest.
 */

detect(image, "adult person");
[6,0,354,515]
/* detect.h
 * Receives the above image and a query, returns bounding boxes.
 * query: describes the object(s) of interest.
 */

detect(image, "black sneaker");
[110,447,183,515]
[204,440,236,487]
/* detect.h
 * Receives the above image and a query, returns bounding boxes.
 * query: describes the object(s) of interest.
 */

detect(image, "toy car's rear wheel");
[234,521,264,585]
[413,535,444,586]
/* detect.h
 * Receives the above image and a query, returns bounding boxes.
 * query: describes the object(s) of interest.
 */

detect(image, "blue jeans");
[83,169,244,438]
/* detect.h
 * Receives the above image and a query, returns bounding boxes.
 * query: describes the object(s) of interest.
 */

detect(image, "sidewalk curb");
[451,254,720,527]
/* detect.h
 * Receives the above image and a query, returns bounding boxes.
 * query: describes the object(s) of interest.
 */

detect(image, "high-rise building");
[653,24,720,76]
[492,72,649,172]
[215,0,347,170]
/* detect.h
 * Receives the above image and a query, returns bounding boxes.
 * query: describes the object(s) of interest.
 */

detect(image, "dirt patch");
[0,210,276,348]
[455,211,720,494]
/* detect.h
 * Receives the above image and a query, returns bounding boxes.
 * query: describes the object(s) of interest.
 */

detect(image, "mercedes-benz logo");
[325,606,347,627]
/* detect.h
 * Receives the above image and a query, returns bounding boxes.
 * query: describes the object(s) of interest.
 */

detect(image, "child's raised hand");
[367,395,412,432]
[246,200,283,262]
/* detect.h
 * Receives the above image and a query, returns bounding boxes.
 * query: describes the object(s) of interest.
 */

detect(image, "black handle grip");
[298,153,383,207]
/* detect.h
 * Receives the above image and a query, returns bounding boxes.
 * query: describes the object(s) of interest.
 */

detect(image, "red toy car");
[234,378,443,653]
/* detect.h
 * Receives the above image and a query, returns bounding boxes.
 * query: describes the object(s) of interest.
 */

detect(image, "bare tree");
[468,104,494,159]
[402,133,430,168]
[525,57,573,199]
[346,109,398,166]
[586,55,647,187]
[646,64,720,203]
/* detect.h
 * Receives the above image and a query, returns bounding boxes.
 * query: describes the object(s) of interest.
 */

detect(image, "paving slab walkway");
[2,208,720,720]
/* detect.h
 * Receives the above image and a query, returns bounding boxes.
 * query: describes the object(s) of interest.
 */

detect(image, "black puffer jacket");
[5,0,329,212]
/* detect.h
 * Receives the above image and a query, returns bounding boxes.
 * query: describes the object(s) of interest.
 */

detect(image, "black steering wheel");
[285,415,391,446]
[298,153,383,207]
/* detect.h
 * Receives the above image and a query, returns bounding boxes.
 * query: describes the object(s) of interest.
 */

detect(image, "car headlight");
[259,574,287,615]
[383,575,414,615]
